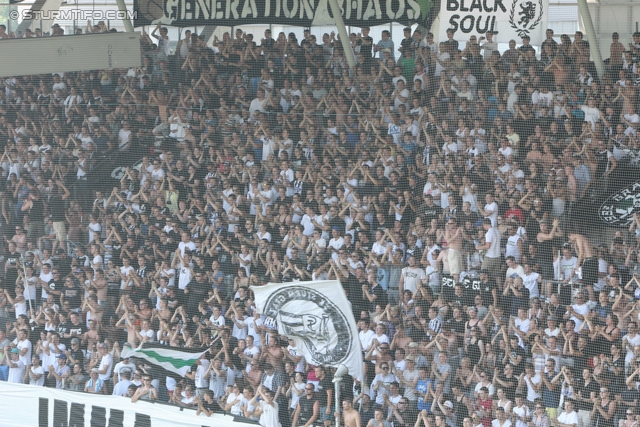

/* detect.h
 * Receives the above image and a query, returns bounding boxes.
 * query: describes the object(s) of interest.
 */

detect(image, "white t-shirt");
[359,329,376,351]
[113,360,135,382]
[581,106,600,130]
[29,365,46,386]
[513,404,530,427]
[139,328,154,343]
[484,202,499,227]
[485,227,501,258]
[39,271,53,299]
[523,373,541,402]
[522,272,540,298]
[492,419,512,427]
[401,267,426,294]
[98,353,113,381]
[557,410,578,427]
[120,265,134,290]
[567,304,590,332]
[226,392,247,416]
[7,359,25,383]
[16,338,32,366]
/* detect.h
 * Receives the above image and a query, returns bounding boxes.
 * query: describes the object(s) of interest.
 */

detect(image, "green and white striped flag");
[121,344,207,377]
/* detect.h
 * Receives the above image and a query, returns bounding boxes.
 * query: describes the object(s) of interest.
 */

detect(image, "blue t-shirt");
[416,378,432,411]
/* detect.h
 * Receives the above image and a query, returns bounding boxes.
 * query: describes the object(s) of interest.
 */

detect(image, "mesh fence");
[0,8,640,427]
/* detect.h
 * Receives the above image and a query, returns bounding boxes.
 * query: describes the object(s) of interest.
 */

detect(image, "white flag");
[251,280,364,381]
[121,344,207,377]
[437,0,549,45]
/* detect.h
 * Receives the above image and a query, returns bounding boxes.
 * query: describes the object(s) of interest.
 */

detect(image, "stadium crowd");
[1,17,640,427]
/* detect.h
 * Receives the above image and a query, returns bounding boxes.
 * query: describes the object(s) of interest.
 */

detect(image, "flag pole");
[20,256,35,323]
[333,364,349,427]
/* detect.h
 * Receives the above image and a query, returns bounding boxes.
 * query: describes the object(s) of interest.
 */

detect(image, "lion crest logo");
[509,0,544,38]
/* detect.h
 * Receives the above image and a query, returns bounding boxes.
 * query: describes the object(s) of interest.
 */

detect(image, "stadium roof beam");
[16,0,65,35]
[198,25,217,46]
[115,0,134,32]
[576,0,604,79]
[328,0,356,69]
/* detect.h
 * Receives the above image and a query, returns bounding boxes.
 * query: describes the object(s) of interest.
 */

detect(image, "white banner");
[251,280,364,381]
[0,381,258,427]
[438,0,549,45]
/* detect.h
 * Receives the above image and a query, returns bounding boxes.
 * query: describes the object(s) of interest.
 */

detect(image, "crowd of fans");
[1,16,640,427]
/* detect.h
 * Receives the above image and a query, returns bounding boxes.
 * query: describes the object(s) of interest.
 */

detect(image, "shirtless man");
[336,397,361,427]
[567,233,594,267]
[83,295,103,325]
[134,299,153,321]
[260,333,284,371]
[445,218,467,282]
[84,319,101,350]
[115,311,139,347]
[90,269,109,305]
[567,233,597,301]
[390,324,413,352]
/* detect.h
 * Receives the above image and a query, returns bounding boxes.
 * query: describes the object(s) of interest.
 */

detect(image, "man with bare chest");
[445,218,467,282]
[91,269,109,305]
[568,233,598,302]
[337,398,361,427]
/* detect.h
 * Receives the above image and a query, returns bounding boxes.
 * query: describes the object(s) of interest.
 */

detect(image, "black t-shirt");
[217,249,235,276]
[27,199,45,222]
[441,276,457,302]
[187,279,208,296]
[57,322,69,341]
[370,283,388,311]
[461,277,481,304]
[509,345,527,376]
[49,195,66,222]
[203,399,222,413]
[317,376,333,407]
[68,348,85,366]
[618,387,640,416]
[55,256,72,278]
[498,374,518,401]
[507,286,530,316]
[575,378,600,411]
[61,285,82,309]
[359,37,373,58]
[447,317,466,347]
[423,204,442,223]
[65,322,86,346]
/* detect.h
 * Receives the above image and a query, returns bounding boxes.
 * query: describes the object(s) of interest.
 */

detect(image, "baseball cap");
[408,342,419,348]
[444,401,454,409]
[91,368,100,373]
[10,348,19,354]
[405,355,415,362]
[71,338,80,344]
[56,354,67,359]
